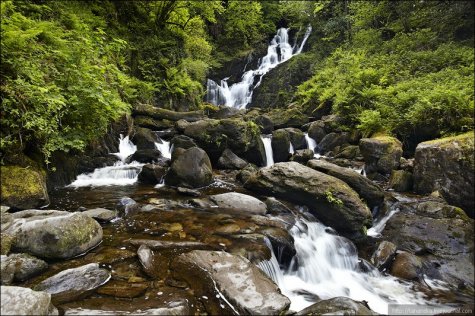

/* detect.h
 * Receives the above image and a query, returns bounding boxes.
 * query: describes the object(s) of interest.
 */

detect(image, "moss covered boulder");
[413,132,474,217]
[0,165,49,210]
[267,108,309,129]
[5,210,102,259]
[271,129,291,163]
[244,162,372,239]
[359,135,403,178]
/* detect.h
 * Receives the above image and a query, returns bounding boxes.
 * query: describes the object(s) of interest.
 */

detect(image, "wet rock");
[1,253,48,283]
[137,245,156,278]
[360,135,403,178]
[389,170,413,192]
[131,127,159,150]
[62,299,190,315]
[138,164,167,184]
[267,107,309,129]
[318,132,350,154]
[217,148,248,170]
[307,120,326,144]
[171,250,290,315]
[254,115,274,134]
[97,280,148,298]
[170,134,197,150]
[176,187,201,197]
[390,251,423,280]
[86,247,136,265]
[82,208,118,222]
[334,145,361,160]
[245,162,372,240]
[307,159,384,208]
[0,165,49,210]
[215,223,241,234]
[210,192,267,215]
[272,129,291,163]
[129,239,219,251]
[370,241,397,271]
[1,286,58,315]
[118,197,140,215]
[413,132,474,217]
[165,147,213,188]
[236,164,258,184]
[129,149,162,163]
[295,296,377,315]
[264,197,293,215]
[290,149,314,163]
[6,210,102,259]
[284,128,306,150]
[258,227,296,265]
[1,233,14,255]
[34,263,111,304]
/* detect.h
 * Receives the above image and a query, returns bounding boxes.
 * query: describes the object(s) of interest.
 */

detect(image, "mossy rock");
[359,135,403,177]
[389,170,413,192]
[0,165,49,210]
[267,108,309,129]
[134,115,174,130]
[1,233,14,255]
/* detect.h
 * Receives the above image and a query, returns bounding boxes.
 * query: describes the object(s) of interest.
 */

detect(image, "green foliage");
[325,190,344,207]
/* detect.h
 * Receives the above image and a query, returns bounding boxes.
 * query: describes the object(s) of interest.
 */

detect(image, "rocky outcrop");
[134,115,174,130]
[245,162,372,239]
[0,165,49,210]
[5,210,102,259]
[318,132,350,154]
[307,159,384,208]
[164,147,213,188]
[413,132,474,217]
[359,135,403,178]
[307,120,326,144]
[295,297,377,315]
[171,250,290,315]
[217,149,248,170]
[209,193,267,215]
[129,149,162,163]
[133,104,206,122]
[1,286,58,315]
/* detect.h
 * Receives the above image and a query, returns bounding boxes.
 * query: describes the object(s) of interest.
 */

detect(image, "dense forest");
[1,0,473,164]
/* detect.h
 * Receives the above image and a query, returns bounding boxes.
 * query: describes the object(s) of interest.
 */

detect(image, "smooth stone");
[217,148,248,170]
[389,251,422,280]
[96,280,148,298]
[1,253,48,283]
[34,263,111,304]
[295,296,377,315]
[370,241,397,271]
[209,192,267,215]
[82,208,117,222]
[1,286,58,315]
[137,244,156,278]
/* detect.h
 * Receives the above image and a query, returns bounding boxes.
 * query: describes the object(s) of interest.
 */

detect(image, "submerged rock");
[171,250,290,315]
[413,132,474,217]
[245,162,372,239]
[209,192,267,215]
[295,296,377,315]
[165,147,213,188]
[1,286,58,315]
[359,135,403,178]
[96,280,148,298]
[62,299,190,315]
[6,210,102,259]
[34,263,111,304]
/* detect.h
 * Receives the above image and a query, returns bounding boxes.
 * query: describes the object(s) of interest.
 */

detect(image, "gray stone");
[318,132,350,154]
[165,147,213,188]
[210,192,267,215]
[360,135,402,177]
[82,208,117,222]
[295,296,377,315]
[1,253,48,283]
[217,149,248,170]
[1,286,58,315]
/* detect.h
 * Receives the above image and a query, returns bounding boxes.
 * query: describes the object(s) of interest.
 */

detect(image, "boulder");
[295,297,377,315]
[1,253,48,283]
[165,147,213,188]
[318,132,350,154]
[34,263,111,304]
[334,145,361,160]
[131,127,159,150]
[175,119,190,132]
[171,250,290,315]
[6,210,102,259]
[170,134,197,150]
[245,162,372,239]
[290,149,315,163]
[82,208,118,222]
[1,286,58,315]
[217,149,248,170]
[413,132,474,217]
[307,120,326,144]
[267,108,309,130]
[0,165,49,210]
[209,192,267,215]
[138,164,167,184]
[254,115,274,134]
[271,129,291,163]
[134,116,174,131]
[307,159,384,209]
[389,251,422,280]
[359,135,403,177]
[264,197,293,215]
[284,128,306,150]
[258,227,296,265]
[370,241,397,271]
[1,233,14,255]
[129,149,162,163]
[236,164,258,184]
[389,170,413,192]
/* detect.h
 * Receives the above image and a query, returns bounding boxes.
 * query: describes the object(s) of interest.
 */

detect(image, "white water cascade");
[289,142,295,155]
[260,135,274,167]
[206,26,312,109]
[304,133,317,154]
[69,135,144,187]
[155,137,172,159]
[258,216,445,314]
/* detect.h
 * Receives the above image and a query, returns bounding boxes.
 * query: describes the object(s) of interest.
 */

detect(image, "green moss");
[0,166,45,202]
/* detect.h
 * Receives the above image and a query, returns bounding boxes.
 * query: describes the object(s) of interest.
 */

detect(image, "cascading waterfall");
[260,135,274,167]
[304,133,317,154]
[155,137,172,159]
[69,135,144,187]
[258,216,445,314]
[289,142,295,155]
[206,25,312,109]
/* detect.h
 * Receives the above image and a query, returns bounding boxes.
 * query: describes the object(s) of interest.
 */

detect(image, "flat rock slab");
[1,286,58,315]
[82,208,117,222]
[209,192,267,215]
[171,250,290,315]
[34,263,111,304]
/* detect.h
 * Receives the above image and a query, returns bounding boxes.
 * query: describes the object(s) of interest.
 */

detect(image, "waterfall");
[69,135,143,187]
[260,134,274,167]
[206,25,312,109]
[367,208,400,238]
[304,133,318,154]
[155,137,172,159]
[289,142,295,155]
[258,216,444,314]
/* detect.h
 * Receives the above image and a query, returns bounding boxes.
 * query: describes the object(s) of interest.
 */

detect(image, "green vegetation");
[297,1,474,146]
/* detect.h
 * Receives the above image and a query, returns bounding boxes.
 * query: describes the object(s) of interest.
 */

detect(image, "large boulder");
[253,115,274,134]
[284,128,306,150]
[388,170,413,192]
[318,132,350,154]
[209,192,267,215]
[129,149,162,163]
[164,147,213,188]
[5,210,102,259]
[244,162,372,239]
[217,149,248,170]
[266,108,309,129]
[131,127,159,150]
[307,159,384,208]
[271,129,291,163]
[359,135,403,177]
[413,132,474,217]
[0,165,49,210]
[307,120,326,144]
[171,250,290,315]
[1,286,58,315]
[137,163,168,184]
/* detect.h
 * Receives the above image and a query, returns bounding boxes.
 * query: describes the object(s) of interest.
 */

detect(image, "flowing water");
[304,133,317,154]
[260,134,274,167]
[206,26,312,109]
[155,137,172,159]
